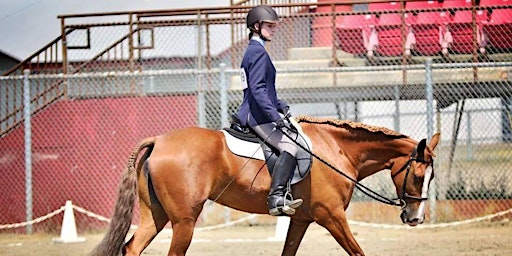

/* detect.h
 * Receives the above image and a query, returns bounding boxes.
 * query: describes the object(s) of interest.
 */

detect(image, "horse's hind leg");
[149,168,207,256]
[163,191,205,256]
[123,167,169,255]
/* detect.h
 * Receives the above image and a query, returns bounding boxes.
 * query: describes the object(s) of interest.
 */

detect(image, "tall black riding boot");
[268,151,303,216]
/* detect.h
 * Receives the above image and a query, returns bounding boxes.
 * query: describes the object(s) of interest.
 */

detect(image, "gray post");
[23,69,33,234]
[220,63,228,128]
[394,84,401,132]
[466,111,473,160]
[197,74,206,128]
[196,13,206,127]
[425,59,436,223]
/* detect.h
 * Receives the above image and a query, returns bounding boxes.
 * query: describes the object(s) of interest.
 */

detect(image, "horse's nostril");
[400,211,407,224]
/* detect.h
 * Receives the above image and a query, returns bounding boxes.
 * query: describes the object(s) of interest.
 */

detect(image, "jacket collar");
[250,35,266,47]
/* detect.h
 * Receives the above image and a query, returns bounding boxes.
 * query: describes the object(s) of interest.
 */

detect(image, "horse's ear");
[417,139,427,159]
[429,133,441,151]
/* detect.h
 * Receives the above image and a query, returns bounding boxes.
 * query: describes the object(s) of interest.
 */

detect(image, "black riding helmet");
[246,5,279,40]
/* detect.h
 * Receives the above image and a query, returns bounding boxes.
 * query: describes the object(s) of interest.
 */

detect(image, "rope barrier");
[0,206,65,229]
[348,207,512,230]
[1,202,510,231]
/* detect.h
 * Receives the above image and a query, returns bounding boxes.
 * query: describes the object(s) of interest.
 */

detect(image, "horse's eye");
[414,174,422,184]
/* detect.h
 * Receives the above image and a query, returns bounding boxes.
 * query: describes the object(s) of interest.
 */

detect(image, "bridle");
[391,145,434,207]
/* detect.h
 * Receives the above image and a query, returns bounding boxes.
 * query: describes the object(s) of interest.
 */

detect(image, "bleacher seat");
[336,14,378,56]
[374,13,416,56]
[368,1,401,11]
[404,1,456,55]
[443,0,473,8]
[312,4,351,47]
[409,11,452,55]
[406,0,441,10]
[482,8,512,50]
[447,9,488,53]
[479,0,512,6]
[440,0,487,53]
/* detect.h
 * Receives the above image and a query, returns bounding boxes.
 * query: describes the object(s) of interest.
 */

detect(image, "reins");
[280,124,405,207]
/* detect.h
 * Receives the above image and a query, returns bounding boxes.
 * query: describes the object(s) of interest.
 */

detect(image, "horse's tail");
[89,136,156,256]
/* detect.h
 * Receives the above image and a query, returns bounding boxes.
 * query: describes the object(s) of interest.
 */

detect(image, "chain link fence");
[1,1,512,233]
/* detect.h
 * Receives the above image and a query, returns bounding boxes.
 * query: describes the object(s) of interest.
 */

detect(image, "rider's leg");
[250,122,303,216]
[268,150,303,216]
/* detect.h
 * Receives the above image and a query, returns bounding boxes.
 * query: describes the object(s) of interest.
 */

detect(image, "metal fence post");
[23,69,33,234]
[394,84,401,132]
[425,59,436,223]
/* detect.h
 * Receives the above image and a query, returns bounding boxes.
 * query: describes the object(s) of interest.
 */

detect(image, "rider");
[237,5,303,216]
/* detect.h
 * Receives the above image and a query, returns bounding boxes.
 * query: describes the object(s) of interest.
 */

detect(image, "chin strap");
[252,22,270,42]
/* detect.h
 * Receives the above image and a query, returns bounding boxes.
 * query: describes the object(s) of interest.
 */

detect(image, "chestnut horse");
[90,116,440,256]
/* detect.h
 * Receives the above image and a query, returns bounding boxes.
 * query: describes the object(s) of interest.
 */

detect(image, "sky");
[0,0,230,60]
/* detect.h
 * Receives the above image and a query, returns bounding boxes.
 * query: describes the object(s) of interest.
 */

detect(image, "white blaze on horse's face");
[411,164,433,225]
[400,159,434,226]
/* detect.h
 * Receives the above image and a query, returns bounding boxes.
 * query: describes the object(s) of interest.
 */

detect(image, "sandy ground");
[1,219,511,256]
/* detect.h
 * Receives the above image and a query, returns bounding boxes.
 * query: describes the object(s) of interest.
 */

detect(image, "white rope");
[71,205,111,223]
[1,202,510,231]
[348,207,512,229]
[195,214,258,232]
[0,206,65,229]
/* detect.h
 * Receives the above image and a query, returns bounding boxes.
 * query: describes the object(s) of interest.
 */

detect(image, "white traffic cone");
[53,200,86,243]
[267,216,290,241]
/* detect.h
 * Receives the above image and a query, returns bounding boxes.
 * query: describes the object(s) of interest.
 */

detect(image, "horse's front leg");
[281,218,311,256]
[315,207,364,256]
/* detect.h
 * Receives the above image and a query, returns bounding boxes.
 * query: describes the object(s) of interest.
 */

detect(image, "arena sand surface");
[1,219,511,255]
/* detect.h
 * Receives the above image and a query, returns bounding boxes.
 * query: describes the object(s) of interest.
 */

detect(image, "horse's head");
[391,133,440,226]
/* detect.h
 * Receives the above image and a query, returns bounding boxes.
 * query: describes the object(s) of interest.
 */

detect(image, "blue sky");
[0,0,230,60]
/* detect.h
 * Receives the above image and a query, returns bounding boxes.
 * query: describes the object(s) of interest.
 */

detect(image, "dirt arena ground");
[1,219,511,256]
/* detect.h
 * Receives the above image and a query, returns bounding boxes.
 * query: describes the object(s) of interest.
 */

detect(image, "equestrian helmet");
[246,5,279,29]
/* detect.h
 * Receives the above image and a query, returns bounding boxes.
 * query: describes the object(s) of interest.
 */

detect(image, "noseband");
[391,146,434,206]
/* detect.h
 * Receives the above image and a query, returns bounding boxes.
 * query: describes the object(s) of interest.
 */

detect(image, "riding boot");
[268,151,303,216]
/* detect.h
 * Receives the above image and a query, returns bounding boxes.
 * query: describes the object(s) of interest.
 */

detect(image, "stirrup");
[269,191,303,216]
[284,190,303,209]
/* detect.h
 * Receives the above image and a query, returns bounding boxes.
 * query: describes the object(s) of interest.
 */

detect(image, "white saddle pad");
[221,119,312,160]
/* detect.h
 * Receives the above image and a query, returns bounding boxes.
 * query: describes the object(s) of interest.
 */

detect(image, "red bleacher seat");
[336,14,377,55]
[479,0,512,6]
[447,10,488,53]
[441,0,490,54]
[482,8,512,50]
[368,1,401,11]
[443,0,473,8]
[405,1,448,55]
[409,11,452,55]
[374,14,416,56]
[406,0,441,9]
[376,14,402,56]
[312,4,351,47]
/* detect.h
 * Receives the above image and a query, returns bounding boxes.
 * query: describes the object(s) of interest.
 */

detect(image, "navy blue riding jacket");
[237,39,288,126]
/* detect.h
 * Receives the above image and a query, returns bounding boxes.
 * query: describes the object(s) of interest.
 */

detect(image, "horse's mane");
[296,116,407,138]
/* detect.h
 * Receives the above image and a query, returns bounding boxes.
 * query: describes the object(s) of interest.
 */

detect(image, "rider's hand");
[274,117,287,129]
[281,106,291,117]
